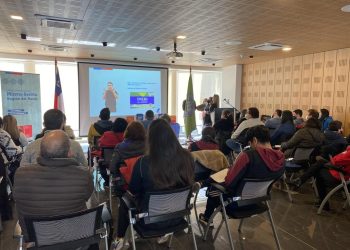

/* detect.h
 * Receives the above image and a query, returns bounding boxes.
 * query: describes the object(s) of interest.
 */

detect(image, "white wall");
[222,64,242,110]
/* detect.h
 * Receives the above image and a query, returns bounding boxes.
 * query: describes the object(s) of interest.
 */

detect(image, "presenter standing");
[103,82,118,112]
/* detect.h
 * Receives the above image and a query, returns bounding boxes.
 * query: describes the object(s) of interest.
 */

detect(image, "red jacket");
[99,131,124,148]
[329,146,350,181]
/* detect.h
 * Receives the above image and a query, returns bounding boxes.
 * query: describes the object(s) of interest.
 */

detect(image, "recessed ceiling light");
[176,35,186,39]
[57,38,115,47]
[224,41,242,46]
[27,36,41,42]
[341,4,350,12]
[11,15,23,20]
[107,27,128,33]
[282,47,292,52]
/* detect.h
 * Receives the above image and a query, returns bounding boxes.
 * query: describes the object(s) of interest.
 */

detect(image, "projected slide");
[89,67,161,116]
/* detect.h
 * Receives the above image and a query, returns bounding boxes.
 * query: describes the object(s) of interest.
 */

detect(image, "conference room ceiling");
[1,0,350,67]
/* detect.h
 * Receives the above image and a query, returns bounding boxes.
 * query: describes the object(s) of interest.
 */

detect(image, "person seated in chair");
[188,127,219,152]
[281,117,325,158]
[270,110,295,146]
[293,109,304,129]
[321,120,347,158]
[199,125,285,224]
[112,119,194,249]
[213,109,234,155]
[226,107,264,153]
[141,110,154,130]
[291,146,350,211]
[88,108,113,146]
[14,130,93,240]
[319,108,333,132]
[21,109,87,166]
[265,109,282,132]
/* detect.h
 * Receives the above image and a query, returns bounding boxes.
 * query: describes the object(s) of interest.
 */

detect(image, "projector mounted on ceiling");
[35,14,83,30]
[249,43,284,51]
[167,42,183,59]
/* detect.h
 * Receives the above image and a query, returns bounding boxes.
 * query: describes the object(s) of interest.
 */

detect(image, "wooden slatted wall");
[241,48,350,134]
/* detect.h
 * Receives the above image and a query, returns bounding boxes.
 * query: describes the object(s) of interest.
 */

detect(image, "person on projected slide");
[103,82,119,112]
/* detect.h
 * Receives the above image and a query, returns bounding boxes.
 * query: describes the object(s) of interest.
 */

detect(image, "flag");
[184,70,196,138]
[54,59,65,112]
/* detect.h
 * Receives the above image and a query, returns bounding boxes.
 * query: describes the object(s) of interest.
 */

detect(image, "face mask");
[244,114,250,119]
[293,116,296,120]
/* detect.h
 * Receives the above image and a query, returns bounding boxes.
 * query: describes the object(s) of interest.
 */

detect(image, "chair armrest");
[206,183,228,198]
[13,221,22,238]
[211,183,227,193]
[122,191,137,211]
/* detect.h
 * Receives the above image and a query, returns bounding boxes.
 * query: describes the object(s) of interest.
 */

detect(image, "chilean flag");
[54,59,65,112]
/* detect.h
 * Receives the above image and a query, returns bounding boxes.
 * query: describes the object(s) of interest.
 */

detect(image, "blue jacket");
[321,116,333,132]
[271,122,296,145]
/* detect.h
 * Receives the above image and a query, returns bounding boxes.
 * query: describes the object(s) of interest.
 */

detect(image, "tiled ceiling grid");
[0,0,350,66]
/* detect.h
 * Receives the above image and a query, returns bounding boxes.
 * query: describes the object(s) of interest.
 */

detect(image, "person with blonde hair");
[3,115,28,147]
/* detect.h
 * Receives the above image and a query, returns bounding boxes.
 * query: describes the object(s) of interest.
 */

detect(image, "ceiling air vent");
[35,14,82,30]
[249,43,283,51]
[42,44,70,52]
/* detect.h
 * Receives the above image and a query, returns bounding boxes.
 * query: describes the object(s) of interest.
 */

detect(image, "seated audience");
[319,120,347,159]
[62,114,75,139]
[214,109,234,155]
[141,110,154,130]
[226,107,264,152]
[281,117,325,158]
[293,109,304,129]
[234,109,247,130]
[99,118,128,148]
[270,110,295,146]
[307,108,319,120]
[159,113,171,123]
[88,108,113,146]
[3,115,28,147]
[110,121,146,174]
[199,125,285,223]
[113,119,194,249]
[21,109,87,166]
[14,130,93,239]
[265,109,282,131]
[188,127,219,152]
[319,108,333,132]
[291,146,350,210]
[0,117,23,158]
[98,118,128,186]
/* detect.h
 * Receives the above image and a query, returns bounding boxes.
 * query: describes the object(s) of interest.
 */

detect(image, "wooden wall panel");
[274,59,284,110]
[310,52,325,110]
[241,65,249,109]
[266,60,275,115]
[321,50,337,112]
[300,54,313,115]
[241,48,350,134]
[282,58,293,110]
[259,62,268,114]
[291,56,303,111]
[252,63,261,108]
[333,49,350,131]
[246,64,254,107]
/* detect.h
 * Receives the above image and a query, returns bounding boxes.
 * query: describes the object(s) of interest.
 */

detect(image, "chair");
[99,147,115,211]
[14,203,109,250]
[283,147,317,202]
[170,122,181,138]
[200,178,282,250]
[317,164,350,214]
[123,186,198,250]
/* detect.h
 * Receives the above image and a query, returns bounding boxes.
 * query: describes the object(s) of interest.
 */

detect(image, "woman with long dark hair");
[113,119,194,249]
[270,110,296,145]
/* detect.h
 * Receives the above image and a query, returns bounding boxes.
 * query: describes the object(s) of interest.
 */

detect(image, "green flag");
[184,73,196,137]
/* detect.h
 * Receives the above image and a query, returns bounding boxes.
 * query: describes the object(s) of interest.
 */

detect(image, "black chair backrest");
[142,186,192,224]
[234,178,277,207]
[92,136,101,149]
[101,147,115,166]
[235,127,250,146]
[292,147,315,163]
[25,204,104,248]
